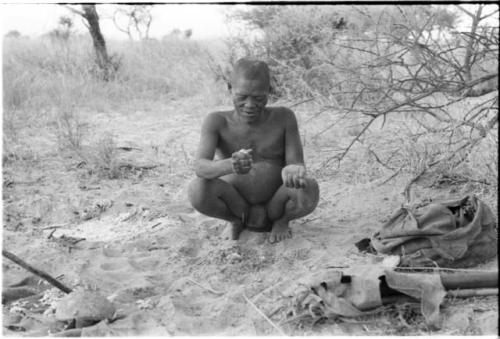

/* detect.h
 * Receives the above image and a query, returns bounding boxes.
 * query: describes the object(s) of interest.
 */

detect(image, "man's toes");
[231,222,244,240]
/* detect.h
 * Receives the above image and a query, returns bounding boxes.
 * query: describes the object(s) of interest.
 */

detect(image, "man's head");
[230,58,270,124]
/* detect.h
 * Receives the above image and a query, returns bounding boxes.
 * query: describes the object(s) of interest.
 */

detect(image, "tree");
[5,30,21,39]
[184,29,193,39]
[230,4,498,199]
[48,16,73,41]
[455,5,499,95]
[113,5,153,41]
[65,4,113,80]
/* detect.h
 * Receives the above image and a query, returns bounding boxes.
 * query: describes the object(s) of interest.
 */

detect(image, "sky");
[1,3,498,42]
[1,3,238,40]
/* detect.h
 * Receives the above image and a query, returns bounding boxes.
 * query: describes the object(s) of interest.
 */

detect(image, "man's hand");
[231,149,253,174]
[282,164,307,189]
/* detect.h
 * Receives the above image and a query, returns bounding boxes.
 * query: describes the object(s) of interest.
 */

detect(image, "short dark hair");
[231,58,270,88]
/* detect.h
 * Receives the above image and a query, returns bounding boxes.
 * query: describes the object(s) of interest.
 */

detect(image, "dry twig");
[251,278,284,302]
[2,249,72,294]
[186,278,225,296]
[243,294,287,336]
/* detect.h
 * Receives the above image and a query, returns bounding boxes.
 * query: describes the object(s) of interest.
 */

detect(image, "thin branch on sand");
[41,225,67,230]
[186,278,225,296]
[251,278,284,302]
[395,267,498,273]
[2,249,73,294]
[243,294,287,336]
[447,288,498,298]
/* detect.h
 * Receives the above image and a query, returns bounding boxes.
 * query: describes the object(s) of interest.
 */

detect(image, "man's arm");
[194,113,234,179]
[284,109,305,166]
[283,109,307,188]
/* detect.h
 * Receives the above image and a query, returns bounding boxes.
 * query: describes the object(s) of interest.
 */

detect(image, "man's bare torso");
[214,107,290,163]
[210,107,293,204]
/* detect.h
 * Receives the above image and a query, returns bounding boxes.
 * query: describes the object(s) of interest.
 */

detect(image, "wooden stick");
[395,267,497,273]
[2,249,72,294]
[41,225,66,230]
[243,294,287,336]
[186,278,224,296]
[447,288,498,298]
[251,278,283,302]
[440,271,498,290]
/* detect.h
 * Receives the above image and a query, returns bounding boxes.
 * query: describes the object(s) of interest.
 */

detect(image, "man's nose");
[244,97,257,107]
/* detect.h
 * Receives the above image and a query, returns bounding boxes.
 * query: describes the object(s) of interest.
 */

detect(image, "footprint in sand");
[102,245,124,258]
[100,262,128,271]
[177,238,204,257]
[128,257,161,271]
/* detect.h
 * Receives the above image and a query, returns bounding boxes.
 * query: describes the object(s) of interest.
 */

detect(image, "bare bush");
[87,133,122,179]
[54,107,89,157]
[229,4,498,200]
[113,5,153,41]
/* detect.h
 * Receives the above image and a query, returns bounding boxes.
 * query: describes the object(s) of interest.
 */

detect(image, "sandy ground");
[2,96,498,335]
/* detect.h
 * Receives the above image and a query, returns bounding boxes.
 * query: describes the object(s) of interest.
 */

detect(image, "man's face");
[232,76,269,124]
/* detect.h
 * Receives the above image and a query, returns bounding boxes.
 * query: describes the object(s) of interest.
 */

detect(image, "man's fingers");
[283,173,289,187]
[299,178,307,188]
[233,156,253,174]
[282,173,288,186]
[293,175,301,188]
[237,164,251,173]
[298,167,306,178]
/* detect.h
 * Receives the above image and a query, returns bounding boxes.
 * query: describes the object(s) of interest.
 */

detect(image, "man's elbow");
[193,161,204,178]
[193,160,212,179]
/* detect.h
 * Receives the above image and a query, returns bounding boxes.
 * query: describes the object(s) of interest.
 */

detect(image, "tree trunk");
[462,5,483,87]
[82,5,111,80]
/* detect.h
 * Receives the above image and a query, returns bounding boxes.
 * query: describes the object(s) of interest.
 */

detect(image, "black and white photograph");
[2,2,498,336]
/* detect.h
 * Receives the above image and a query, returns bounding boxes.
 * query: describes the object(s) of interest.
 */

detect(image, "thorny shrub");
[228,5,498,197]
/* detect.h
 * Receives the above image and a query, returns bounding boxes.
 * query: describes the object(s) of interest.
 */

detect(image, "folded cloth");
[360,195,497,268]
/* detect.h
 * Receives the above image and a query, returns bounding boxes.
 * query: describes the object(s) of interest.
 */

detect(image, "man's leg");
[266,178,320,243]
[188,177,250,239]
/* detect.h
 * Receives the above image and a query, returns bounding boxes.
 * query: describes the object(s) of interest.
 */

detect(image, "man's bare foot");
[231,220,245,240]
[268,220,292,243]
[246,205,271,231]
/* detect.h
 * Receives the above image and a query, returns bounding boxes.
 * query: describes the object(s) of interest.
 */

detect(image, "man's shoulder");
[267,106,296,121]
[203,110,232,127]
[268,106,294,113]
[206,110,233,119]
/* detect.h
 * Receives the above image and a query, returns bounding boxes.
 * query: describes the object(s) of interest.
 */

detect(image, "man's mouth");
[242,111,257,117]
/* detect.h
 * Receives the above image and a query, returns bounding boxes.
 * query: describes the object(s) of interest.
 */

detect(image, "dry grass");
[2,35,225,114]
[2,35,228,167]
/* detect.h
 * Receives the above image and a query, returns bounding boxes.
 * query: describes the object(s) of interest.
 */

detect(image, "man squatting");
[188,58,319,243]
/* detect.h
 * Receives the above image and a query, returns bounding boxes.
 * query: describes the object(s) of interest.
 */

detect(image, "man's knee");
[301,178,319,213]
[187,177,211,212]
